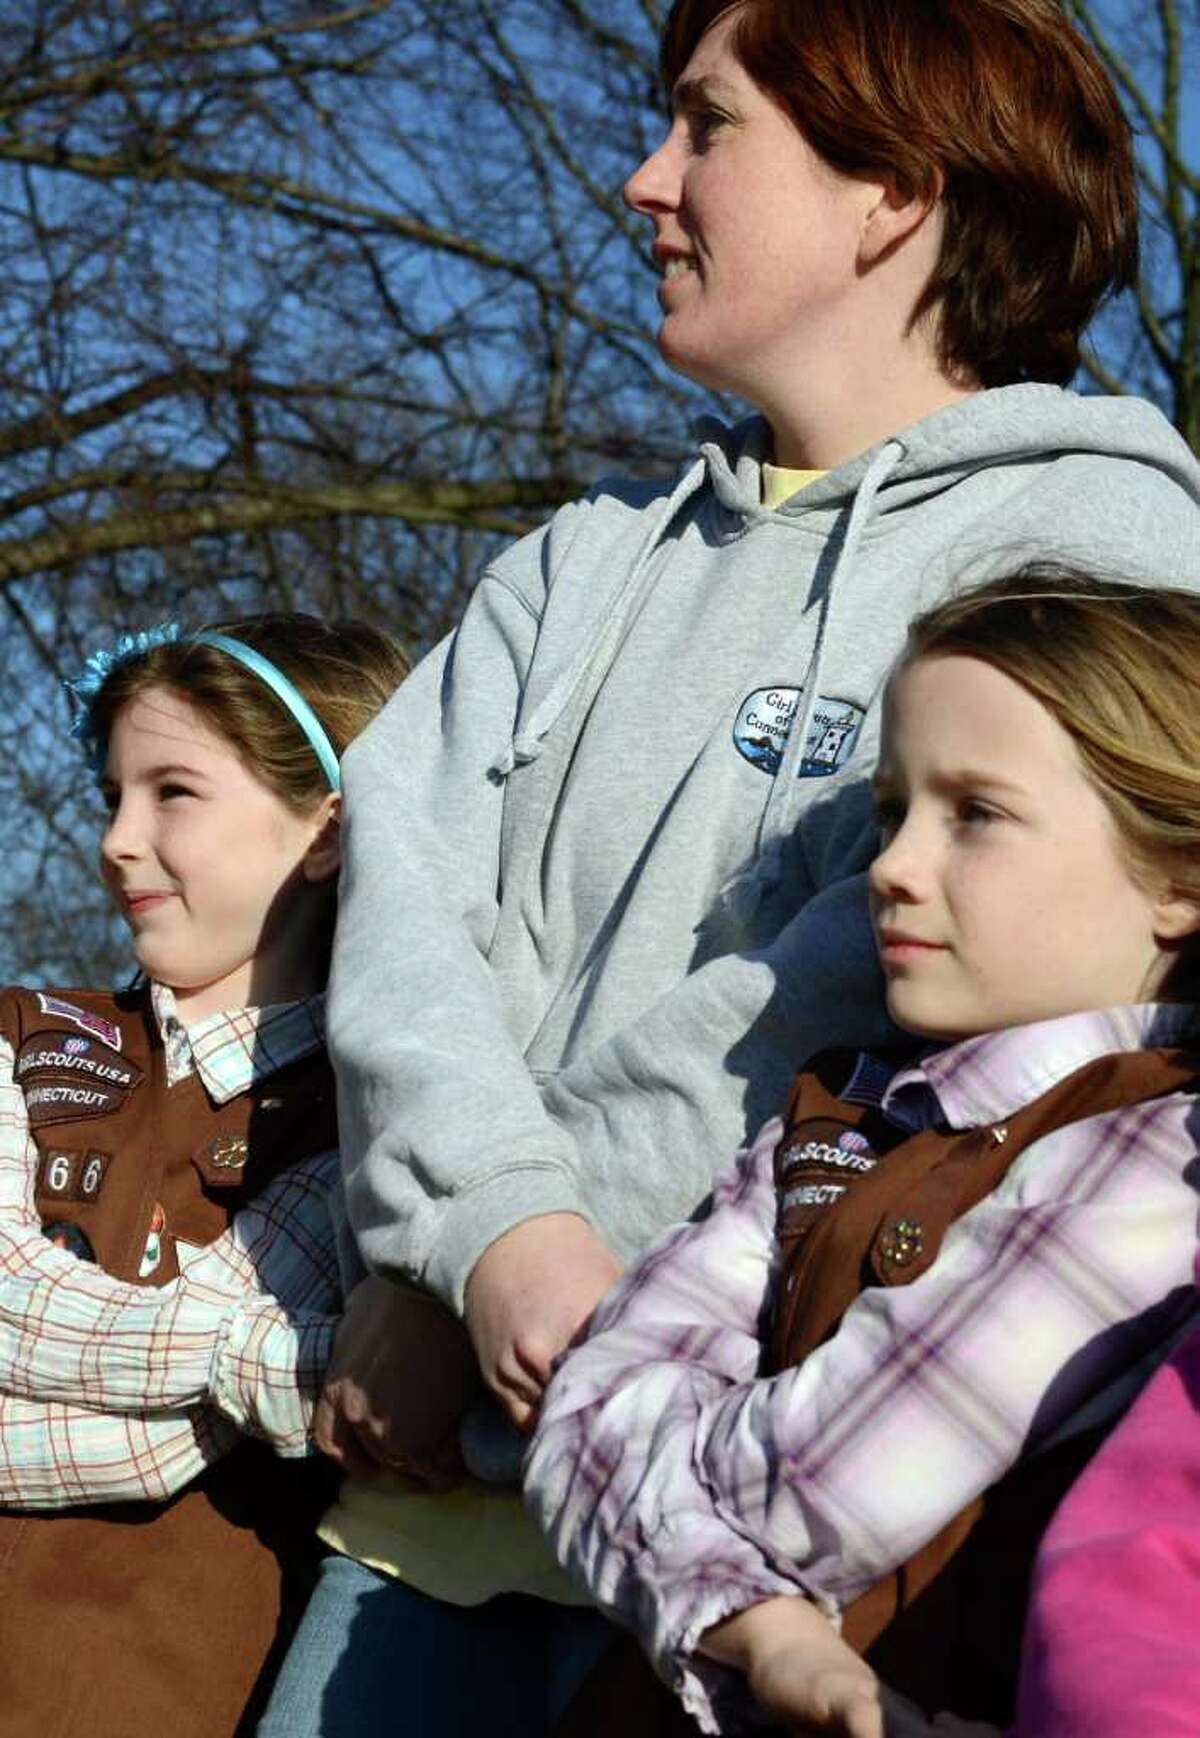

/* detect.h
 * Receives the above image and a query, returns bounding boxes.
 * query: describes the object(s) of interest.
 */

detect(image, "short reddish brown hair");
[661,0,1138,387]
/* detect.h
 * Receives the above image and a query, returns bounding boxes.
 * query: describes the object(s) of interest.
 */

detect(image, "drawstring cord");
[716,439,904,928]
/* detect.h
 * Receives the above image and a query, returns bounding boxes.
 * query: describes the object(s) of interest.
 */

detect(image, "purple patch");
[35,993,123,1053]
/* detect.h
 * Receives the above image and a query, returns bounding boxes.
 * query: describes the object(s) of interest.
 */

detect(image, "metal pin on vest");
[204,1134,249,1170]
[878,1217,924,1271]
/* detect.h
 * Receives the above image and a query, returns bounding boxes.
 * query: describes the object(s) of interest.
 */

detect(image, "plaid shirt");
[527,1003,1200,1735]
[0,985,342,1508]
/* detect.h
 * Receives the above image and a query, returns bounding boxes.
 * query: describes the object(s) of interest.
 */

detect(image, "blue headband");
[65,622,342,793]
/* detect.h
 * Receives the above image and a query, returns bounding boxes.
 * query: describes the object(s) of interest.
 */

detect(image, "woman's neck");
[766,354,980,471]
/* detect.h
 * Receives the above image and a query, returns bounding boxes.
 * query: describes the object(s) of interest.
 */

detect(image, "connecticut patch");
[733,688,865,778]
[798,696,865,778]
[24,1079,129,1128]
[732,686,799,777]
[775,1116,879,1216]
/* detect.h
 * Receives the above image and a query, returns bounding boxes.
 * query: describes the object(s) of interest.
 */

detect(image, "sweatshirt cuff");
[423,1162,592,1312]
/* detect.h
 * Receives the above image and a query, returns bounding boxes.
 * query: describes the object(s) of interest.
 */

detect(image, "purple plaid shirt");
[526,1003,1200,1735]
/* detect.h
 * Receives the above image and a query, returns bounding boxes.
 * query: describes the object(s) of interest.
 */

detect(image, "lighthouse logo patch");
[734,688,865,778]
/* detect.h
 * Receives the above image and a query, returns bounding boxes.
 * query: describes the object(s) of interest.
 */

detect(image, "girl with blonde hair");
[529,570,1200,1737]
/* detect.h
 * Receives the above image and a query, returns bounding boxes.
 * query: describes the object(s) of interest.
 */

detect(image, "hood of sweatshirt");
[494,384,1198,930]
[686,386,1200,913]
[698,384,1200,521]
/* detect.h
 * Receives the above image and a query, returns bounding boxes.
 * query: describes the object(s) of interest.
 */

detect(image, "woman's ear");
[302,793,341,885]
[1152,886,1200,942]
[858,170,942,268]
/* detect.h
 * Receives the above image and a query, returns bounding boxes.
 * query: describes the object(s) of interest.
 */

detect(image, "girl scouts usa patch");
[734,688,864,778]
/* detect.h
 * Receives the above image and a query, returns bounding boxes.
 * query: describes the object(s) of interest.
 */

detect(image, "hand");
[702,1597,885,1738]
[463,1212,623,1433]
[314,1275,482,1484]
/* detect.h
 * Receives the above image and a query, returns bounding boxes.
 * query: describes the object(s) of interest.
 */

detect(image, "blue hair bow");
[65,623,183,770]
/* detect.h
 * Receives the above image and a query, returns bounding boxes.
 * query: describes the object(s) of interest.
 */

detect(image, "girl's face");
[868,655,1199,1042]
[99,685,337,1020]
[623,11,881,405]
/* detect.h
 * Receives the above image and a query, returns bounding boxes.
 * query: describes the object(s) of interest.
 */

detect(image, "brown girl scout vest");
[0,984,341,1738]
[553,1041,1200,1737]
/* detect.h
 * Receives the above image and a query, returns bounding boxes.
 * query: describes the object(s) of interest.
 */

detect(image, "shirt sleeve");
[0,1390,237,1508]
[526,1094,1200,1735]
[0,1036,338,1453]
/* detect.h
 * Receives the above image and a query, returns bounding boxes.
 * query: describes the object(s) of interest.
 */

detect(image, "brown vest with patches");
[0,985,340,1738]
[555,1042,1200,1736]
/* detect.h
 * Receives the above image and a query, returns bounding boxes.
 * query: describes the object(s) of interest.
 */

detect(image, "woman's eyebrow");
[670,73,734,115]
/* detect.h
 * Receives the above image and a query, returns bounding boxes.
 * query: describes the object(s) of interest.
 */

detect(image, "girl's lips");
[123,891,175,914]
[877,932,948,966]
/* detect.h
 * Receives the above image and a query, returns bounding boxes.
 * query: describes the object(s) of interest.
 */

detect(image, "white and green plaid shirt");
[0,985,343,1508]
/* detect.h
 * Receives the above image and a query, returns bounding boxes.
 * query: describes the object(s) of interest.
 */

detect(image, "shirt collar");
[878,1003,1200,1131]
[150,982,326,1105]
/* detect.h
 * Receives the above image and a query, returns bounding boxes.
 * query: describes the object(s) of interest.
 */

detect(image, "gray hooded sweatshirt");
[331,385,1200,1308]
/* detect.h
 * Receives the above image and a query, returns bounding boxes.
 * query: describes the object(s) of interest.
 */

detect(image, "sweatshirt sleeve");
[333,551,594,1308]
[538,870,896,1262]
[334,563,892,1299]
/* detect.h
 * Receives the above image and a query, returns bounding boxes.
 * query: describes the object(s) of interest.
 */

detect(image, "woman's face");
[624,11,882,403]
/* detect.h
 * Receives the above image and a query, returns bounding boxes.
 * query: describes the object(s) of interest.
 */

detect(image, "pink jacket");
[1015,1279,1200,1736]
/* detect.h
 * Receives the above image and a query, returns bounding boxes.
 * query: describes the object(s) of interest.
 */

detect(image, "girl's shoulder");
[0,982,147,1050]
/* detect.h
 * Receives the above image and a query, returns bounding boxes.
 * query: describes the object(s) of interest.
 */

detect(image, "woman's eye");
[688,108,727,147]
[958,798,999,827]
[158,783,194,802]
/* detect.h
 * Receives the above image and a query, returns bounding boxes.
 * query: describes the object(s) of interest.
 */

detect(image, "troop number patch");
[36,1147,111,1204]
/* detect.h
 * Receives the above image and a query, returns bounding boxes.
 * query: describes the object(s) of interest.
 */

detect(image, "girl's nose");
[868,820,925,904]
[624,127,683,217]
[100,799,141,866]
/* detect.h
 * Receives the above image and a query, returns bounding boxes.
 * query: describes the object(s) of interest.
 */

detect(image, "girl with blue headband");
[0,613,420,1738]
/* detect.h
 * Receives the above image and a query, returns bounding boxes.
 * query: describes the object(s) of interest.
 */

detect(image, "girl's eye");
[158,782,195,803]
[958,798,1000,827]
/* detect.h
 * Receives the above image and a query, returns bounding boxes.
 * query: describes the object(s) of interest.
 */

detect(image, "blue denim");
[257,1552,614,1738]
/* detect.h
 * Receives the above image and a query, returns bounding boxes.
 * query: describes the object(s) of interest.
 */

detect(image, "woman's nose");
[624,128,682,217]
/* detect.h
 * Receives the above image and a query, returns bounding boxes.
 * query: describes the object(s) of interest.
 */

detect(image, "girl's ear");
[302,793,341,885]
[858,170,942,268]
[1152,886,1200,942]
